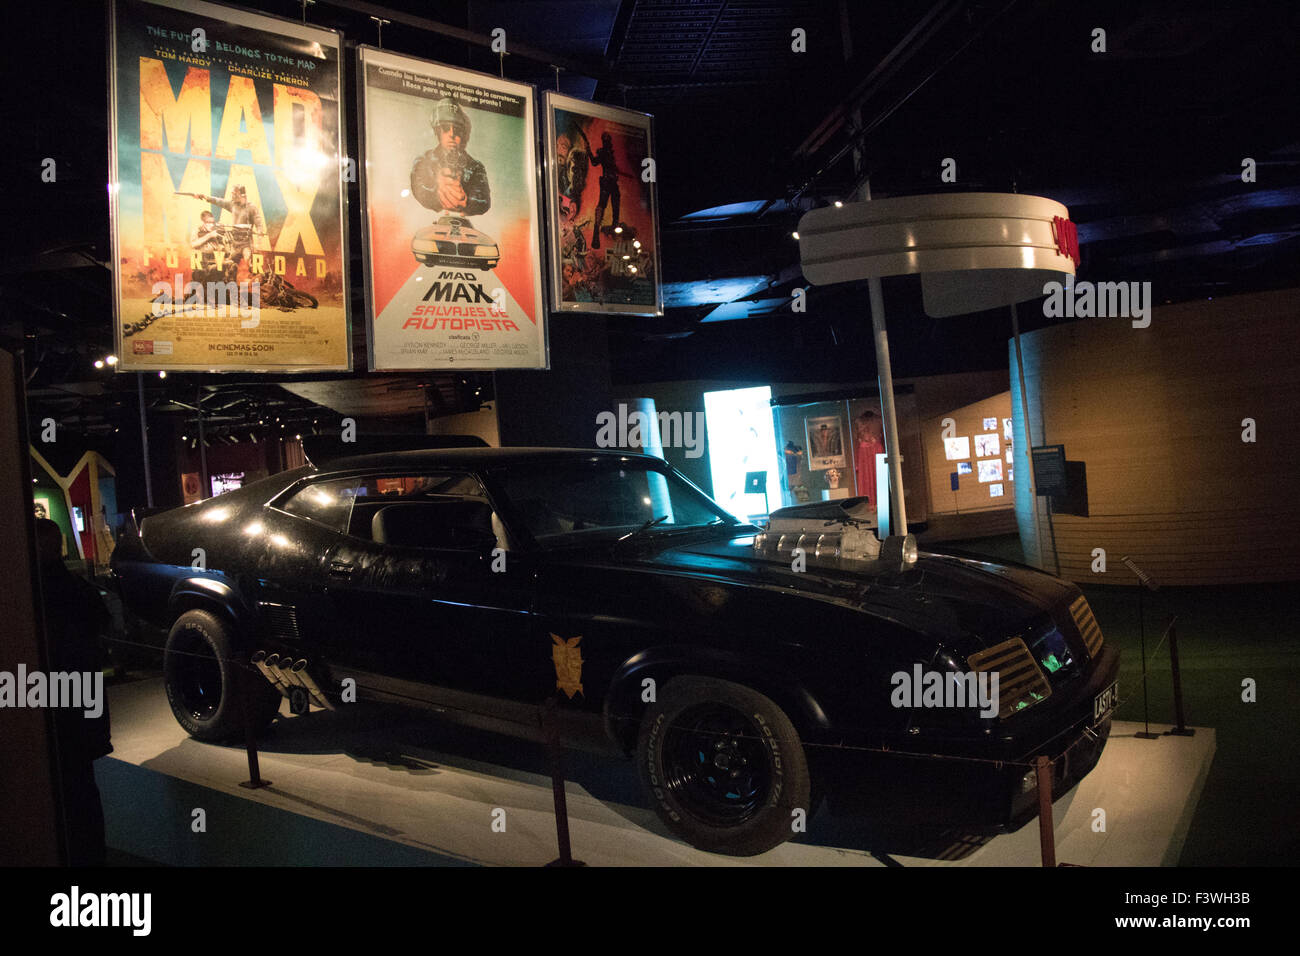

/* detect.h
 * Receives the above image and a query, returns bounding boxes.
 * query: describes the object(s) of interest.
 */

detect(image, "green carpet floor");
[937,534,1300,866]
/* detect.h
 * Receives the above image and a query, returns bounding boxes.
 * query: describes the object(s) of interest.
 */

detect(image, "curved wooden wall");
[1011,287,1300,586]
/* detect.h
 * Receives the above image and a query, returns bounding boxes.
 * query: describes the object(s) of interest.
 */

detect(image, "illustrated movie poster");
[358,48,546,370]
[109,0,350,371]
[545,92,662,316]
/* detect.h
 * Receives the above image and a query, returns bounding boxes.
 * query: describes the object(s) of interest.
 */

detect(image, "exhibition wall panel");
[1012,287,1300,585]
[922,390,1016,516]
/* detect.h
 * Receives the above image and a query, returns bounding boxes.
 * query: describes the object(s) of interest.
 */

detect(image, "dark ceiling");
[4,0,1299,436]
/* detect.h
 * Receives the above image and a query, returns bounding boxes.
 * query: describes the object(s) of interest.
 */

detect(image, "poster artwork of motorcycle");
[544,92,663,317]
[357,47,547,370]
[108,0,351,372]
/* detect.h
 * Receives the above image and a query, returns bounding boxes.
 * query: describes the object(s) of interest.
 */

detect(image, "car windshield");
[496,459,738,546]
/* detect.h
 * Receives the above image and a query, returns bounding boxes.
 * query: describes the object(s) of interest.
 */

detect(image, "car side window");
[347,472,505,552]
[279,477,360,532]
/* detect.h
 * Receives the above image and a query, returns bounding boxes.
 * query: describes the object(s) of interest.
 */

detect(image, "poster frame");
[542,90,664,317]
[356,45,549,372]
[107,0,353,373]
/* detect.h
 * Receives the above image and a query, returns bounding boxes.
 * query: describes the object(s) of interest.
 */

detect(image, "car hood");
[626,532,1077,650]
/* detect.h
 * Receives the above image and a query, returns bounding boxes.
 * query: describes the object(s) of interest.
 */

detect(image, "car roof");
[315,446,663,475]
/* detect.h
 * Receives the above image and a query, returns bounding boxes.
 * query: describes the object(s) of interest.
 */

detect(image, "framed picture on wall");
[943,436,971,460]
[33,496,51,520]
[804,416,847,470]
[975,433,1000,457]
[978,459,1004,483]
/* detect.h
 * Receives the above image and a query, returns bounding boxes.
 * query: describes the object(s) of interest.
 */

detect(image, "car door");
[252,475,361,659]
[319,470,535,704]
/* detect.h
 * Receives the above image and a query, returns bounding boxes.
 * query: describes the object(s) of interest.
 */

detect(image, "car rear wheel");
[163,609,281,742]
[637,676,810,856]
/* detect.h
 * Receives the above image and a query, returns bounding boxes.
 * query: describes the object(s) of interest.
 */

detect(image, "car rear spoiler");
[300,433,489,467]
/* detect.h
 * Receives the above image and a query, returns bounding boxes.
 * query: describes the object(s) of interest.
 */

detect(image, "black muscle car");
[111,448,1119,857]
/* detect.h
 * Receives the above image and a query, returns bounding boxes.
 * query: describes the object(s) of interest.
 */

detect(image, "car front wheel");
[637,676,810,856]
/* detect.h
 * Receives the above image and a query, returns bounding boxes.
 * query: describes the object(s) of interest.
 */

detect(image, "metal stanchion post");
[238,658,271,790]
[1035,754,1056,868]
[1164,616,1195,737]
[542,698,584,867]
[1122,556,1160,739]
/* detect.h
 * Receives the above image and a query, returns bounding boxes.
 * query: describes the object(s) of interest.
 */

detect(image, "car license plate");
[1093,681,1118,724]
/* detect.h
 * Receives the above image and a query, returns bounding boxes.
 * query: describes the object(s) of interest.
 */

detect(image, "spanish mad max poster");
[358,47,547,370]
[109,0,350,372]
[545,92,662,315]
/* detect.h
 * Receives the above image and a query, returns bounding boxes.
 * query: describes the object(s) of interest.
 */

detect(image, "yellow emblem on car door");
[551,634,584,698]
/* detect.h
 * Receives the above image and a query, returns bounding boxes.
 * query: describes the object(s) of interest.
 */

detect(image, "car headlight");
[473,245,497,257]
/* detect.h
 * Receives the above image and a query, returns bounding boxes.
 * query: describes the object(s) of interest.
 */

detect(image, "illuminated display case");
[771,388,927,524]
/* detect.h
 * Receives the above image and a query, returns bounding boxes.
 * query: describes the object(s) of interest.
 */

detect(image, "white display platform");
[100,678,1214,867]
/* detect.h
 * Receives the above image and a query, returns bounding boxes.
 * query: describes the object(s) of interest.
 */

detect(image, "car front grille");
[435,240,456,253]
[967,636,1053,718]
[1069,595,1103,657]
[457,242,478,255]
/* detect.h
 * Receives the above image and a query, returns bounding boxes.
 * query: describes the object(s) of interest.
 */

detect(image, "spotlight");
[834,200,843,208]
[94,360,104,369]
[614,226,623,234]
[105,355,118,366]
[792,231,800,240]
[158,370,167,378]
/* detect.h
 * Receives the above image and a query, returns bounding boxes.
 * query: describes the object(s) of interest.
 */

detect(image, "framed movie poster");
[358,47,547,370]
[108,0,351,372]
[805,416,846,470]
[544,92,662,316]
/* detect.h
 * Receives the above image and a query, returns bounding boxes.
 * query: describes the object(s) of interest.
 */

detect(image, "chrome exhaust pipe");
[253,651,290,695]
[272,654,303,692]
[290,658,335,711]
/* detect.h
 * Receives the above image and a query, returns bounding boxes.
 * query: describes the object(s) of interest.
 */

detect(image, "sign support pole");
[862,183,907,536]
[1010,302,1045,568]
[136,373,153,508]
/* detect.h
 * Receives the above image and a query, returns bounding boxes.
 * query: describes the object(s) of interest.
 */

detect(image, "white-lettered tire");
[637,675,811,856]
[163,609,280,741]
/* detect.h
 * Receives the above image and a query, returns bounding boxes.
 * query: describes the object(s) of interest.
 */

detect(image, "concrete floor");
[99,677,1215,866]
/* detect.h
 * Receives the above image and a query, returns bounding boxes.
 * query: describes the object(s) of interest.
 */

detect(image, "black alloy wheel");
[662,704,771,827]
[638,676,811,856]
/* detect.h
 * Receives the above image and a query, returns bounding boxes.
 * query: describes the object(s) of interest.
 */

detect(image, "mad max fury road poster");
[109,0,350,371]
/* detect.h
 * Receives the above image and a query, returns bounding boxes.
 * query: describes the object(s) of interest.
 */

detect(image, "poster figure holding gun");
[410,98,491,218]
[578,129,636,249]
[176,186,267,285]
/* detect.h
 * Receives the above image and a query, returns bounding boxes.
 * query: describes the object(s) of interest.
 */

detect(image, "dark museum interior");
[1,0,1297,915]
